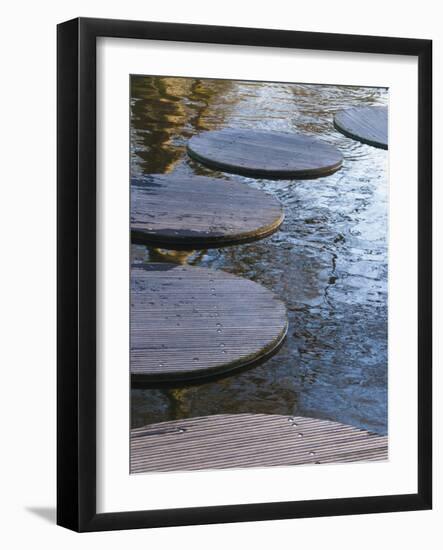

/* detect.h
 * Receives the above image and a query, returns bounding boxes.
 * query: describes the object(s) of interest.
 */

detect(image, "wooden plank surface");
[334,106,388,149]
[187,128,343,179]
[131,264,288,382]
[131,174,284,250]
[131,414,388,473]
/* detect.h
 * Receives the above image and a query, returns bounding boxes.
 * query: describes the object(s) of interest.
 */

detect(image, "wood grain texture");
[187,128,343,179]
[131,174,284,250]
[130,414,388,473]
[334,106,388,149]
[131,264,288,382]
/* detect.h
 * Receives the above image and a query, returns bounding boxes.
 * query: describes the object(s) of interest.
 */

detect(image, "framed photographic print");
[57,17,432,532]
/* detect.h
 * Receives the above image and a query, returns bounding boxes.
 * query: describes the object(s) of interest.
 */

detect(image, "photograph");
[0,2,436,543]
[51,9,433,535]
[129,75,389,474]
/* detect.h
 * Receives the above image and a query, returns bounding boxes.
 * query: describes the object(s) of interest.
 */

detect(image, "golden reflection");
[130,76,233,175]
[149,248,195,265]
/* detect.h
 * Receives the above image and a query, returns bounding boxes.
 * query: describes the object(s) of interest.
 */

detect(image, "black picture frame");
[57,17,432,532]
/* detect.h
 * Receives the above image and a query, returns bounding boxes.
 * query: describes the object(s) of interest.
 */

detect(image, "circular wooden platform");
[334,106,388,149]
[131,264,288,383]
[131,174,284,250]
[131,414,388,472]
[187,128,343,179]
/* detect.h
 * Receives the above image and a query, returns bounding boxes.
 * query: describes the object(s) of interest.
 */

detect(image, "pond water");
[130,76,388,435]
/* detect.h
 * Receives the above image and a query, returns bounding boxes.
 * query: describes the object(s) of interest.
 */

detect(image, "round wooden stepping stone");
[131,414,388,472]
[334,106,388,149]
[131,174,284,250]
[131,264,288,383]
[187,128,343,179]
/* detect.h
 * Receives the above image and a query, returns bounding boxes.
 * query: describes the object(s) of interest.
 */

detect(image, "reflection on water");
[130,76,388,435]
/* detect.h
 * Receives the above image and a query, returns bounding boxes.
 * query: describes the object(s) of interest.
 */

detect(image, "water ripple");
[130,76,388,435]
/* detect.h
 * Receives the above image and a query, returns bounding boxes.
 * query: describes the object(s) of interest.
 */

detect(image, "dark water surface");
[130,76,388,435]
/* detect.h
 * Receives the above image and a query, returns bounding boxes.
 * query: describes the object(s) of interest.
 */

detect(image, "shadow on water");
[130,76,388,436]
